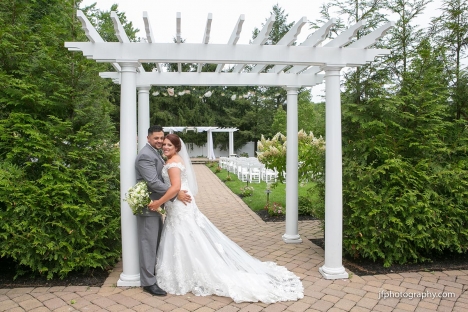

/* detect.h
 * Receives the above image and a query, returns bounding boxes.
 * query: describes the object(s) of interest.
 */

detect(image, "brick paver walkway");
[1,165,467,311]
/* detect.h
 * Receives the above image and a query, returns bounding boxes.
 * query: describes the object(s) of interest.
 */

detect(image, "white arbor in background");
[163,126,238,160]
[66,9,393,285]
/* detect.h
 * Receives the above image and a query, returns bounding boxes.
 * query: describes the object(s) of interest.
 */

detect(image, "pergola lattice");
[66,9,393,286]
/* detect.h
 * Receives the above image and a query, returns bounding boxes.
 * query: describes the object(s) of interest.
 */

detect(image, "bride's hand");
[148,200,161,211]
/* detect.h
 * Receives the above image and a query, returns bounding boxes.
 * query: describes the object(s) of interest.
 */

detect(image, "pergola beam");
[111,11,130,43]
[231,15,275,74]
[100,72,325,87]
[324,19,365,48]
[251,17,307,74]
[111,12,146,74]
[65,42,389,66]
[76,10,121,72]
[215,14,245,73]
[176,12,182,72]
[348,21,395,48]
[143,11,161,72]
[287,19,336,74]
[197,13,213,73]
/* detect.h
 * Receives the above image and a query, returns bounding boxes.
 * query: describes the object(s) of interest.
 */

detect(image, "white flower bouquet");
[125,181,166,215]
[125,181,152,215]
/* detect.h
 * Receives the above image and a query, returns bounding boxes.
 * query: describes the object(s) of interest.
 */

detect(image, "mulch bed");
[0,257,111,288]
[309,238,468,276]
[255,209,319,222]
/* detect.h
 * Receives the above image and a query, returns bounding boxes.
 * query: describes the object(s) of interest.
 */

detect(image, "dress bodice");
[162,162,190,191]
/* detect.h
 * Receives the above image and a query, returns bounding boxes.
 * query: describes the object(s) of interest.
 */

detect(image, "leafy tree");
[342,40,468,266]
[307,0,468,266]
[251,4,294,109]
[271,92,325,137]
[384,0,432,85]
[309,1,388,105]
[81,3,140,131]
[271,107,287,135]
[0,0,122,278]
[429,0,468,120]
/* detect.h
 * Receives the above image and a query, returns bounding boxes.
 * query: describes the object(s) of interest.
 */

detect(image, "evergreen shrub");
[0,114,121,279]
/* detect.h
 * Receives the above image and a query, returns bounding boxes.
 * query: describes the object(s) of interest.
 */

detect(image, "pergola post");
[137,86,151,151]
[117,62,141,287]
[319,66,348,279]
[229,131,234,156]
[207,129,215,160]
[206,130,210,159]
[282,86,302,244]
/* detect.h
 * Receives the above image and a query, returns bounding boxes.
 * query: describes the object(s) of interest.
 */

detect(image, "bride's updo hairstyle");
[165,134,182,152]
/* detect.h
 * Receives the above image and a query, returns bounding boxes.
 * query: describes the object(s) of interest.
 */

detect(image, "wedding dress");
[156,162,304,303]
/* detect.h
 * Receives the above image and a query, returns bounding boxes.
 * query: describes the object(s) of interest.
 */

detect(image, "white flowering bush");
[257,130,325,183]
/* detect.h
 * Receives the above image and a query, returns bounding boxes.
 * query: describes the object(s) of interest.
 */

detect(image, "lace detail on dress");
[162,162,189,190]
[156,162,304,303]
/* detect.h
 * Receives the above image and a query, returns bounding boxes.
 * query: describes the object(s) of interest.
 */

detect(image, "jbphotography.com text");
[378,290,456,300]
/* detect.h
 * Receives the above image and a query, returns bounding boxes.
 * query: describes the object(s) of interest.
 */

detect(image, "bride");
[147,134,304,304]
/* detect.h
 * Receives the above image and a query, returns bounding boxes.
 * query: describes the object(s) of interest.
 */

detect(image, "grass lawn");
[205,162,319,213]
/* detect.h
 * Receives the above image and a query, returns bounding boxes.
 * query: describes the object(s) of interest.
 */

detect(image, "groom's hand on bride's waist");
[177,190,191,205]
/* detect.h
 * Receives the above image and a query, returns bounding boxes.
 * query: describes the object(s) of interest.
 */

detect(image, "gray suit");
[135,143,168,286]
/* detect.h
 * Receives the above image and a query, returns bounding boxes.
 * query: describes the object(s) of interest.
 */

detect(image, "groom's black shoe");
[143,283,167,296]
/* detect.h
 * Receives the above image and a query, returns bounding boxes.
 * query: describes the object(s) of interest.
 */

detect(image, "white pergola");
[66,10,393,286]
[162,126,238,160]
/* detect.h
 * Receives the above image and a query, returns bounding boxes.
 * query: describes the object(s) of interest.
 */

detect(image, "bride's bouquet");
[125,181,151,215]
[125,181,165,215]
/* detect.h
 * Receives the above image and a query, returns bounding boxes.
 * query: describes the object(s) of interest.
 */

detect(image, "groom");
[135,125,191,296]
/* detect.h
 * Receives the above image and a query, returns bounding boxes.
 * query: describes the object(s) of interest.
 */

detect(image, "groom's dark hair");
[148,125,164,135]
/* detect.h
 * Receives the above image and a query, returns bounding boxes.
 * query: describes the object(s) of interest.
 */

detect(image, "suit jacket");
[135,144,168,217]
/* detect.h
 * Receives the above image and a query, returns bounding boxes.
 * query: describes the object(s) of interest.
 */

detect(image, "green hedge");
[0,114,121,279]
[343,157,468,266]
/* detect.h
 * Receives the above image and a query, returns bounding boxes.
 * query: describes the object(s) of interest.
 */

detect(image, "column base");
[117,273,141,287]
[319,265,349,280]
[282,233,303,244]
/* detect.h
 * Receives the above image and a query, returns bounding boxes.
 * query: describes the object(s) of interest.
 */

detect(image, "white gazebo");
[163,126,238,160]
[66,9,393,285]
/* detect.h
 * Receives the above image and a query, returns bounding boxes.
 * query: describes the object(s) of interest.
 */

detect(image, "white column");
[282,86,302,244]
[207,130,216,160]
[206,131,210,158]
[117,62,141,287]
[137,86,151,152]
[319,66,349,279]
[229,131,234,156]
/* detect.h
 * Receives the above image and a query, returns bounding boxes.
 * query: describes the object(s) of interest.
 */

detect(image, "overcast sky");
[79,0,443,101]
[80,0,441,44]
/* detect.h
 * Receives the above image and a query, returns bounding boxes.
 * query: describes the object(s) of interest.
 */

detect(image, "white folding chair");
[219,157,228,169]
[227,157,237,173]
[238,163,250,182]
[264,168,278,183]
[249,165,261,183]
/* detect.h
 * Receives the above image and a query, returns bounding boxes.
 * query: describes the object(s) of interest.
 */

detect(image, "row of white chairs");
[218,157,278,183]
